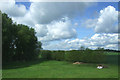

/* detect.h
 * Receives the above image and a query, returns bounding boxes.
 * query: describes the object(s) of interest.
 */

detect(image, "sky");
[0,0,119,50]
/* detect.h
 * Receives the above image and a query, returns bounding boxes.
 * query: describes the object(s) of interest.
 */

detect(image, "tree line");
[1,11,42,63]
[40,50,105,63]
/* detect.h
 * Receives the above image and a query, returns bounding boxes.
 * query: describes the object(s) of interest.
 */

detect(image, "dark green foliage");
[41,50,65,61]
[41,50,52,60]
[83,50,105,63]
[65,50,105,63]
[2,13,14,62]
[105,55,118,64]
[65,50,83,62]
[51,51,65,61]
[40,50,105,63]
[2,12,42,62]
[14,24,38,61]
[79,46,86,50]
[51,51,57,60]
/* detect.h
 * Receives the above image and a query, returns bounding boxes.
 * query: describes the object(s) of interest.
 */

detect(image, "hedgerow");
[40,50,106,63]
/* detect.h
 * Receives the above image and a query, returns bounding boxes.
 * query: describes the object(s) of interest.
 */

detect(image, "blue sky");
[0,1,119,50]
[16,2,119,50]
[16,2,31,9]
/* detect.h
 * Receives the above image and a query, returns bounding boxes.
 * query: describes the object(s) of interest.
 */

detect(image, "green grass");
[104,52,119,55]
[3,60,118,78]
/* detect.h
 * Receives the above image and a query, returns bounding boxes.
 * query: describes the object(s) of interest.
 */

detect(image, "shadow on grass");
[105,55,118,65]
[2,55,119,70]
[2,58,47,70]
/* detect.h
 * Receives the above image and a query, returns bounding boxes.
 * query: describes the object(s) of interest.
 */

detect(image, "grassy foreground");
[3,60,118,78]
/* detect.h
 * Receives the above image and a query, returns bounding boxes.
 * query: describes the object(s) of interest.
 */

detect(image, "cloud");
[0,2,95,42]
[105,44,118,50]
[13,17,77,42]
[83,19,97,28]
[74,22,79,26]
[43,33,119,50]
[95,6,118,33]
[37,17,77,41]
[4,2,95,26]
[12,12,35,27]
[34,24,48,37]
[84,6,118,33]
[0,0,27,17]
[90,33,118,45]
[0,2,118,50]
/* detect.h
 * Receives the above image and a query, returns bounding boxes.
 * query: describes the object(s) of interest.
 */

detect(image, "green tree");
[2,12,42,62]
[2,13,14,62]
[96,47,104,51]
[79,46,85,50]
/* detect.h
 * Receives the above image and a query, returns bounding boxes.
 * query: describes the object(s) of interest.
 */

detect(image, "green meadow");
[3,57,118,78]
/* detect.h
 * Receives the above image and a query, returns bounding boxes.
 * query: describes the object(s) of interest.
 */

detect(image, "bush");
[65,50,105,63]
[91,50,106,63]
[51,51,56,60]
[40,50,106,63]
[51,51,65,61]
[65,50,84,62]
[41,50,52,60]
[41,50,65,61]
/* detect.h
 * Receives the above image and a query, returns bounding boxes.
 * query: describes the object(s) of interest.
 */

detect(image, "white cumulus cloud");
[43,33,119,50]
[84,6,118,33]
[37,17,77,41]
[0,0,27,17]
[95,6,118,33]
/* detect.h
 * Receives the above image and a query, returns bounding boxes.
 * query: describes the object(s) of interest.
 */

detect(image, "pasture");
[2,51,119,78]
[3,60,118,78]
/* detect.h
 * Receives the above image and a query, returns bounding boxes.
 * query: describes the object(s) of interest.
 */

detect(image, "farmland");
[2,51,119,78]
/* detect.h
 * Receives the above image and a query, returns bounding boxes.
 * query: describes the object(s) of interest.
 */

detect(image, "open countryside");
[1,1,119,79]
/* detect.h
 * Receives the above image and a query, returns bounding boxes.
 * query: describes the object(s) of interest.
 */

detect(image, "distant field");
[2,60,118,78]
[104,52,119,55]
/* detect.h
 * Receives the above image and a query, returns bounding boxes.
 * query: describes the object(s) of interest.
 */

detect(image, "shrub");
[65,50,105,63]
[40,50,106,63]
[65,50,83,62]
[51,51,65,61]
[41,50,52,60]
[82,50,105,63]
[51,51,56,60]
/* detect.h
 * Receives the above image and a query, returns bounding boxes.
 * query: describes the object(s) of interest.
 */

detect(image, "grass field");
[104,52,119,55]
[2,60,118,78]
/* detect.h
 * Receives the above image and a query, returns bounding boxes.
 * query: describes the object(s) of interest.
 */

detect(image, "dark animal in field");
[97,64,109,69]
[103,65,109,68]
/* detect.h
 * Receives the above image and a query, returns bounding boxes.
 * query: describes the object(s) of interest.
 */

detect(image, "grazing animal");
[97,64,103,69]
[103,65,109,68]
[97,64,109,69]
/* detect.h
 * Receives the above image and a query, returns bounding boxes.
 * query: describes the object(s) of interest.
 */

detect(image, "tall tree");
[2,13,14,62]
[79,46,85,50]
[2,12,42,62]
